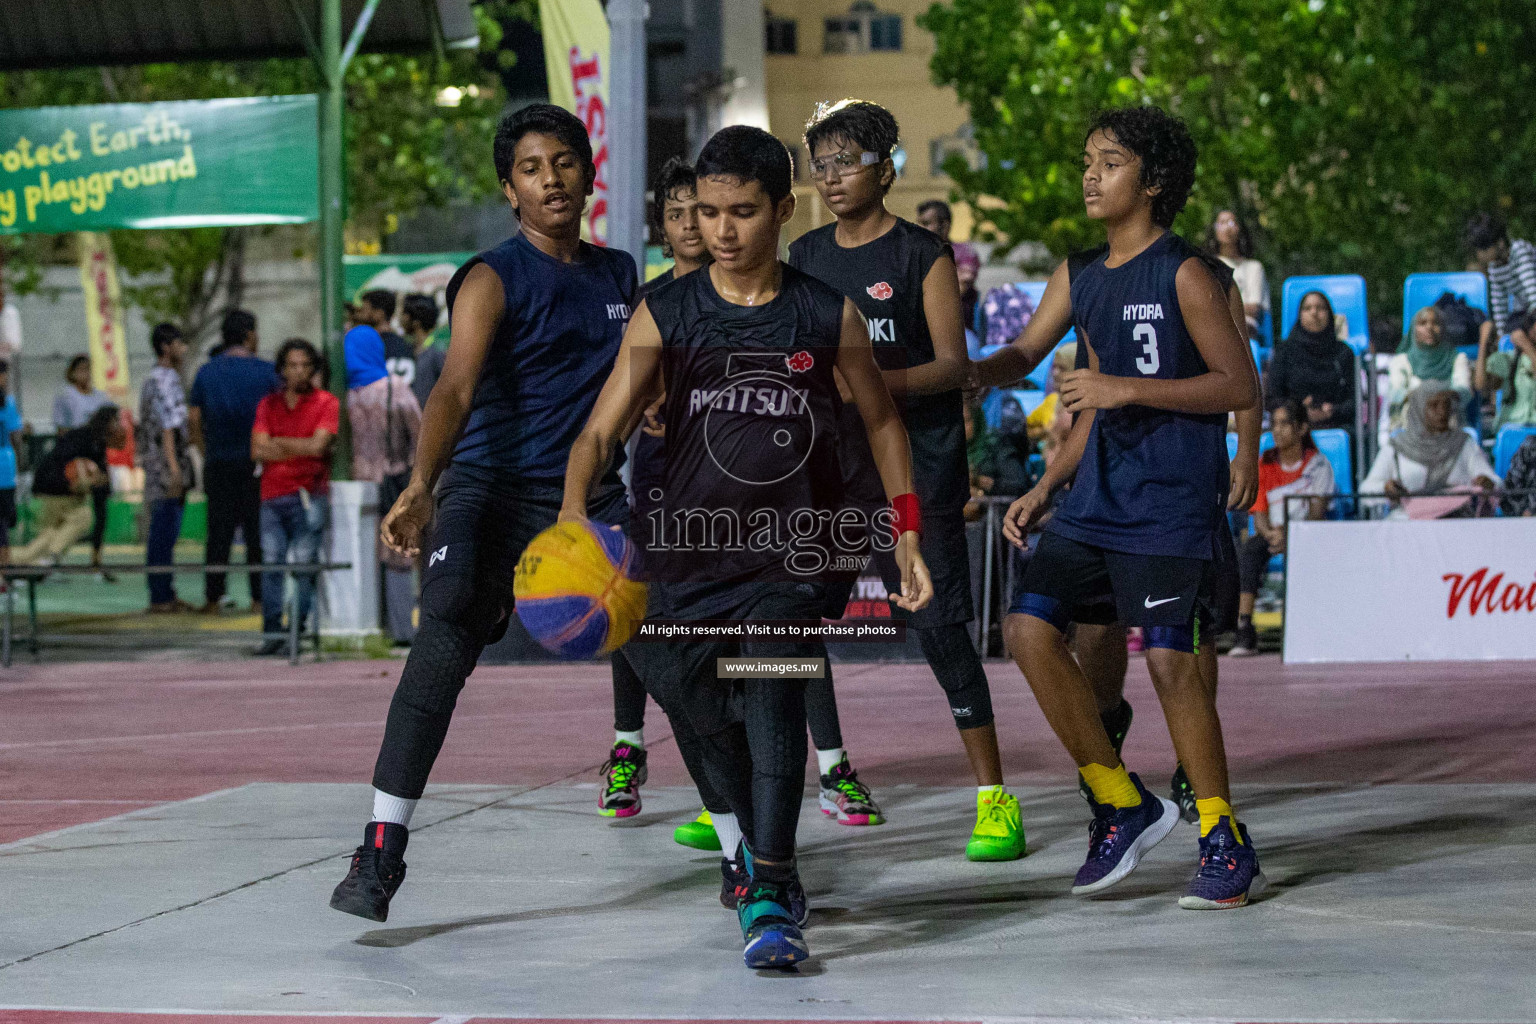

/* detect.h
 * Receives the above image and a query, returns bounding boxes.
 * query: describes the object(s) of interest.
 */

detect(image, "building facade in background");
[760,0,977,242]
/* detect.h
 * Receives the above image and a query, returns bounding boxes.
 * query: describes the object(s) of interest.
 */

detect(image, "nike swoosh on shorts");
[1144,595,1179,609]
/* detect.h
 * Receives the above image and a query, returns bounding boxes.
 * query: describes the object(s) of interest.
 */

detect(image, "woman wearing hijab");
[1362,381,1498,518]
[344,318,421,644]
[1387,306,1471,428]
[1267,290,1356,431]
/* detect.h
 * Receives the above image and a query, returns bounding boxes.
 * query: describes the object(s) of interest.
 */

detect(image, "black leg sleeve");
[803,669,844,751]
[917,622,995,730]
[370,574,506,799]
[1237,533,1274,595]
[89,483,109,552]
[611,650,648,733]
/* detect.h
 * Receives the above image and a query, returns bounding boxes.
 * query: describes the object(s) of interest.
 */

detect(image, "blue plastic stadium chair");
[1402,272,1488,333]
[1281,275,1370,352]
[1257,307,1274,348]
[1025,341,1062,390]
[1250,339,1264,374]
[1010,389,1048,420]
[1226,432,1239,461]
[1312,428,1354,497]
[1494,424,1536,477]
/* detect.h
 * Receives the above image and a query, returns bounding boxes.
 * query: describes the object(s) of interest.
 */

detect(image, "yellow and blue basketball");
[513,521,647,659]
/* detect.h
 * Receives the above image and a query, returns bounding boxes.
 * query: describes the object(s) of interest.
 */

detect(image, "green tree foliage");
[919,0,1536,315]
[0,2,516,345]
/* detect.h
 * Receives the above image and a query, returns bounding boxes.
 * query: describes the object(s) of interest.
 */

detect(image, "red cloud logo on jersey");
[786,350,815,373]
[866,281,894,300]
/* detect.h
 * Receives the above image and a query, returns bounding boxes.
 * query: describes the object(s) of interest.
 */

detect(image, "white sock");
[978,784,1006,797]
[372,789,417,828]
[614,729,645,749]
[712,811,743,859]
[816,747,847,776]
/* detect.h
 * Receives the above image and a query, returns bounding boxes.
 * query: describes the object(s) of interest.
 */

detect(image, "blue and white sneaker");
[1179,818,1265,910]
[1071,773,1179,896]
[738,881,809,969]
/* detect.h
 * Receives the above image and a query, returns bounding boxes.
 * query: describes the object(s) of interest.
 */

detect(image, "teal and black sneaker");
[738,881,809,969]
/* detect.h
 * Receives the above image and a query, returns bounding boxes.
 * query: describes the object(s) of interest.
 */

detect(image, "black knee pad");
[917,623,995,730]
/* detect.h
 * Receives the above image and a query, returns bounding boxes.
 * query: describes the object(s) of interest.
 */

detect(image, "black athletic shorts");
[1010,530,1215,630]
[821,506,973,627]
[627,578,827,737]
[418,464,629,644]
[1208,523,1240,634]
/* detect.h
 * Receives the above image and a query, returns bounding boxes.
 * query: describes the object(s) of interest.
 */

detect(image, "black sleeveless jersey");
[1051,232,1228,559]
[789,218,968,512]
[642,264,847,583]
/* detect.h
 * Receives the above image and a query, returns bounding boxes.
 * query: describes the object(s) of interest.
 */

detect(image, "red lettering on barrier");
[1441,567,1536,618]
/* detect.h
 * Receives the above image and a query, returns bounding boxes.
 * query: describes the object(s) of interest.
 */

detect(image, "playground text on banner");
[0,96,318,234]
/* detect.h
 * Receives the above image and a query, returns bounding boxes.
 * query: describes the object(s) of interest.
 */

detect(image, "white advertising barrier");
[1285,517,1536,663]
[323,480,381,637]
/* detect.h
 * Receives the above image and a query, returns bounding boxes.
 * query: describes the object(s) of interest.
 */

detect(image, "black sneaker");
[1169,763,1199,824]
[1228,622,1259,657]
[330,822,408,922]
[1080,700,1134,807]
[253,638,289,657]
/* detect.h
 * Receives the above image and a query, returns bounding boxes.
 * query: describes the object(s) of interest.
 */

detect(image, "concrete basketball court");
[2,656,1534,1022]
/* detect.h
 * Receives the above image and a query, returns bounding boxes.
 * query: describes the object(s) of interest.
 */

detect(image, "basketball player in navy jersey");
[993,106,1264,909]
[788,99,1025,862]
[563,125,931,968]
[329,105,638,923]
[974,247,1261,823]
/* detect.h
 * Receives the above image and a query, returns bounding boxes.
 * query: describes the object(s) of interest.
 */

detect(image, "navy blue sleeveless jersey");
[789,219,968,512]
[1050,232,1228,559]
[444,234,636,480]
[643,264,846,584]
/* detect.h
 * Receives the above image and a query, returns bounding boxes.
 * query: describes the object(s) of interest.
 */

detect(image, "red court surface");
[2,654,1532,844]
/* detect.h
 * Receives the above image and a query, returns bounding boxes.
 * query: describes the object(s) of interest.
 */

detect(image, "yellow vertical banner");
[77,231,131,403]
[539,0,611,246]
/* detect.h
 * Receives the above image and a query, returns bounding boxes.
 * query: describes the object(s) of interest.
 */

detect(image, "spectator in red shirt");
[251,338,339,655]
[1229,398,1334,656]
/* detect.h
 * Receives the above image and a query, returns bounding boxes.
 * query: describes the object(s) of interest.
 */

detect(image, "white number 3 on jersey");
[1133,322,1160,375]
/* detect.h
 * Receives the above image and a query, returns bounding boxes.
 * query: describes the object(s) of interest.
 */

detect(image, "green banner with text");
[0,95,318,234]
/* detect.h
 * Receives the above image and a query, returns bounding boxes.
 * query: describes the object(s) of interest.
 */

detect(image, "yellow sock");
[1079,763,1141,809]
[1196,797,1241,841]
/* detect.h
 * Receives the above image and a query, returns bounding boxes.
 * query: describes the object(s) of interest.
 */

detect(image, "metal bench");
[0,561,351,667]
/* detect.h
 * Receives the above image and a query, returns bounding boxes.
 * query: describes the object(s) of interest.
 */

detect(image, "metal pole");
[607,0,648,275]
[319,0,349,472]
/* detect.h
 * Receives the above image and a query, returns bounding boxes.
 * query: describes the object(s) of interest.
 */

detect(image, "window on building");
[824,2,902,54]
[765,10,797,55]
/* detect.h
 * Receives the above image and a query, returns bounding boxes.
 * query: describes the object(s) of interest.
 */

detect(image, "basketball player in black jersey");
[974,248,1261,823]
[788,99,1025,862]
[994,107,1264,909]
[563,126,931,969]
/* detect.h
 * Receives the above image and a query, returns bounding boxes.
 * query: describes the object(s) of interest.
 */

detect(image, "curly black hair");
[649,157,697,256]
[1085,106,1197,228]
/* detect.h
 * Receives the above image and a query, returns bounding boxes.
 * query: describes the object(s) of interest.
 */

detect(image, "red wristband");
[890,492,922,545]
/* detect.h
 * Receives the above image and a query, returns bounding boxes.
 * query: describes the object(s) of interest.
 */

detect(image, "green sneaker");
[673,808,723,851]
[965,789,1026,861]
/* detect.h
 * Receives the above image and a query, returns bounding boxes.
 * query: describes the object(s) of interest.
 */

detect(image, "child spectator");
[1475,309,1536,429]
[1228,399,1334,657]
[1388,306,1471,428]
[1267,290,1356,431]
